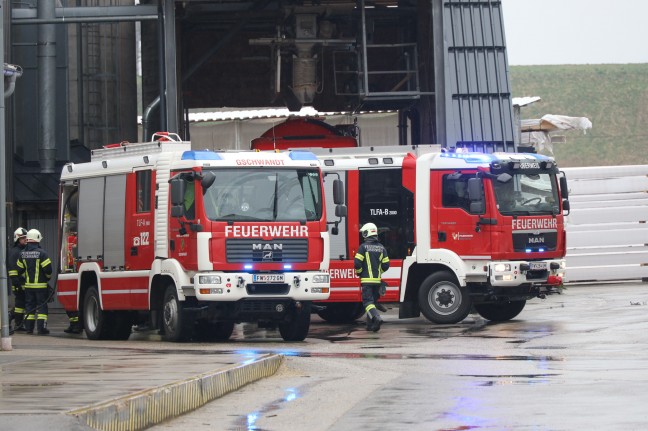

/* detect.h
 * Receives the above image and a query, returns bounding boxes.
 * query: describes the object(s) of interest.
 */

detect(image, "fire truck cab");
[314,145,568,324]
[56,133,332,342]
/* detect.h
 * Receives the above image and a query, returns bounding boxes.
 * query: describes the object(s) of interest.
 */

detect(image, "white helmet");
[360,223,378,238]
[13,227,27,243]
[26,229,42,243]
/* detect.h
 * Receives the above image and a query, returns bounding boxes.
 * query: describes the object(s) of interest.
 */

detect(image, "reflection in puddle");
[234,387,301,431]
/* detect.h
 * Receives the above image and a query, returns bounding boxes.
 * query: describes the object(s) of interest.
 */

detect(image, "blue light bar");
[440,152,495,164]
[525,248,532,253]
[244,264,253,270]
[284,264,292,270]
[289,151,317,161]
[181,150,222,160]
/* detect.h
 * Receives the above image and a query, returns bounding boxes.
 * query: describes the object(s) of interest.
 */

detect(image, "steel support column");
[163,0,178,133]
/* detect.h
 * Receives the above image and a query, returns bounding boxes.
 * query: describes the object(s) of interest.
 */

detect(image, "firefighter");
[354,223,390,332]
[7,227,28,332]
[16,229,53,335]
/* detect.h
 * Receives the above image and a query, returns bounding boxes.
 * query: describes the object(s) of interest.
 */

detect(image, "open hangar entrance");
[5,0,515,269]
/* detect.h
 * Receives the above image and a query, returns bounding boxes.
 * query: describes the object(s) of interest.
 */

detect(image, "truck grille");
[226,239,308,263]
[512,231,557,252]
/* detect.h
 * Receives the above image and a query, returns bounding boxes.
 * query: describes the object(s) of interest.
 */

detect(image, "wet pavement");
[0,312,283,430]
[150,281,648,431]
[2,282,648,430]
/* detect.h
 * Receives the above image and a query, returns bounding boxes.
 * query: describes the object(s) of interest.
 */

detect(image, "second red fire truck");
[56,133,337,342]
[313,145,568,324]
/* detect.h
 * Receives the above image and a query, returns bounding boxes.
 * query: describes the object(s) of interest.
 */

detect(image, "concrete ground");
[0,310,282,431]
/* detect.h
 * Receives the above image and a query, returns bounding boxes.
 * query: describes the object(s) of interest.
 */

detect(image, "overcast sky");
[501,0,648,66]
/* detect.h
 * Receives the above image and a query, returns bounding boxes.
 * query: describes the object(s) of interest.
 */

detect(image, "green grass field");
[510,63,648,167]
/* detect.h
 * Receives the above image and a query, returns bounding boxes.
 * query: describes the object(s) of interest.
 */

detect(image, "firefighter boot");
[24,320,35,334]
[14,313,26,332]
[36,320,50,335]
[368,308,383,332]
[375,303,388,313]
[64,321,83,334]
[366,314,375,331]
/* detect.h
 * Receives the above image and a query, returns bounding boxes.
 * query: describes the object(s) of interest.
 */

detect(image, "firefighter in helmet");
[354,223,390,332]
[16,229,53,335]
[7,227,28,332]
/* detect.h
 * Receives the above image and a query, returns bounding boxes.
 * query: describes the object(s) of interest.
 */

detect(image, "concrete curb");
[68,353,284,431]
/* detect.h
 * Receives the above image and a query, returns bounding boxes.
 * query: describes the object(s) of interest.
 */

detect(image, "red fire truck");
[251,118,358,150]
[313,145,568,324]
[56,133,337,342]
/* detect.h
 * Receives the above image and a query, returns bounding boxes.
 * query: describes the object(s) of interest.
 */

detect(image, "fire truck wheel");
[418,271,471,324]
[107,312,133,340]
[83,286,110,340]
[161,285,193,342]
[473,300,526,322]
[279,301,311,341]
[316,303,365,323]
[195,320,235,342]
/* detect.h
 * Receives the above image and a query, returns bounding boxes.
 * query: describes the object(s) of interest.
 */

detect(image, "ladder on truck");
[90,132,187,161]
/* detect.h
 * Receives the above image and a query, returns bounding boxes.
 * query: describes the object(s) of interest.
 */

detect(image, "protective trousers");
[361,283,383,332]
[12,285,26,328]
[24,287,49,334]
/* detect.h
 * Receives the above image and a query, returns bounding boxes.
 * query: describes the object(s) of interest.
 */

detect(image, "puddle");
[232,386,302,430]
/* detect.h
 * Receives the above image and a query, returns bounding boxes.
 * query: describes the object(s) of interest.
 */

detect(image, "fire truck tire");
[316,302,365,323]
[279,302,311,341]
[161,285,193,342]
[83,286,110,340]
[195,320,235,342]
[418,271,471,324]
[107,312,133,340]
[473,300,526,322]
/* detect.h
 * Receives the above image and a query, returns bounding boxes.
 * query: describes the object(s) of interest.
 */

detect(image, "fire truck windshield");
[202,168,323,222]
[492,172,560,215]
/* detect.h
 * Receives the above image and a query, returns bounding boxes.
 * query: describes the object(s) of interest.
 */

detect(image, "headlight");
[311,287,330,294]
[312,274,330,283]
[494,263,511,272]
[199,275,222,285]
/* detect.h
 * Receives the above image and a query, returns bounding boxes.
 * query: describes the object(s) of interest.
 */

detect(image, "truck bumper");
[193,271,330,301]
[489,259,566,287]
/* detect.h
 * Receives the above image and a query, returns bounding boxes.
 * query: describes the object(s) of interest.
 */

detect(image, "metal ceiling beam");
[12,5,158,25]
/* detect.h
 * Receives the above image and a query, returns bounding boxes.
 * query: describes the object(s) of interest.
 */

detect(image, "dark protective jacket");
[16,243,52,289]
[7,242,26,289]
[354,236,390,284]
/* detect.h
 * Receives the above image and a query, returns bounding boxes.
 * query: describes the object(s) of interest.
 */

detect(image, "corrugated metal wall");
[564,165,648,283]
[442,0,515,152]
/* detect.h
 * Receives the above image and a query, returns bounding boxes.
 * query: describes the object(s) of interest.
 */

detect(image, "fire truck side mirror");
[333,179,345,205]
[201,171,216,190]
[170,205,184,218]
[170,177,185,206]
[559,175,569,199]
[335,205,347,218]
[562,199,571,215]
[466,177,483,201]
[470,201,485,214]
[467,177,485,215]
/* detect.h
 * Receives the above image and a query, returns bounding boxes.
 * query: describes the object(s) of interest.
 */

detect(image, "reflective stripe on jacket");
[8,243,26,288]
[354,237,390,284]
[16,243,52,289]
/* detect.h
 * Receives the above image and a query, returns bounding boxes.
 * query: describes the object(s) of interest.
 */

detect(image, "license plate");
[253,274,285,283]
[529,262,547,270]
